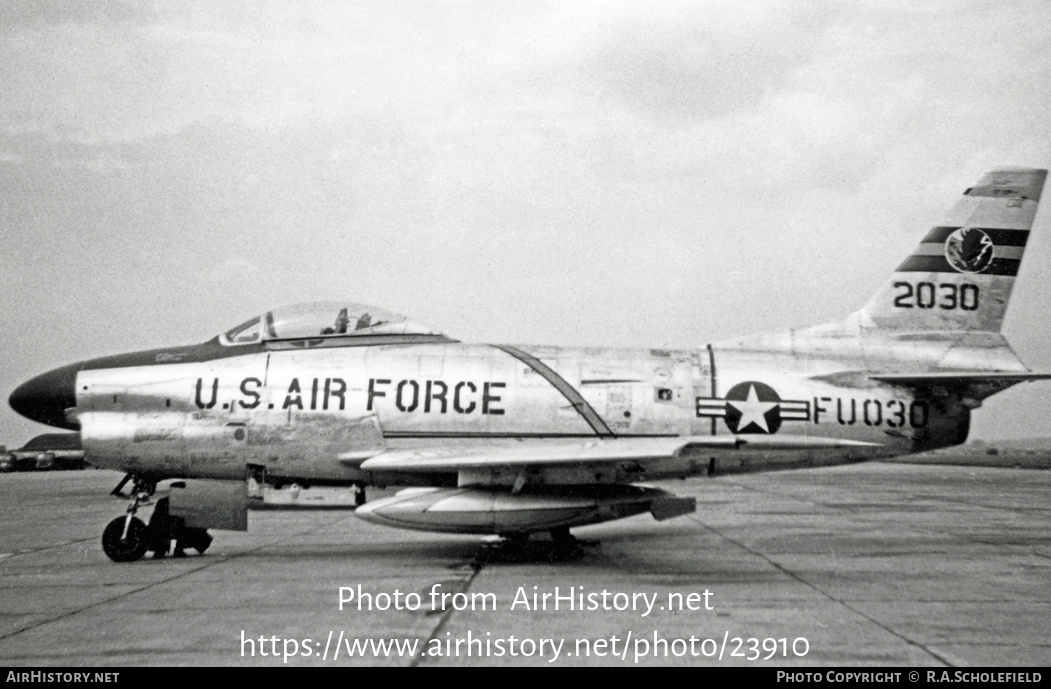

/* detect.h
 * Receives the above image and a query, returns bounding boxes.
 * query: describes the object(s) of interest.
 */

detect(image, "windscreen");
[220,302,440,345]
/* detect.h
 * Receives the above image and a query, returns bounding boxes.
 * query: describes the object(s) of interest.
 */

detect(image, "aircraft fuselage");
[64,332,931,487]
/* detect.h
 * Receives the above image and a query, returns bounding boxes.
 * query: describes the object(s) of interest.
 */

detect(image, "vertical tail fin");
[861,167,1046,332]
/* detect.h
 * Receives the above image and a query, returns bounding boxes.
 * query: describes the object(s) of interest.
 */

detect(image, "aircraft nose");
[9,363,81,430]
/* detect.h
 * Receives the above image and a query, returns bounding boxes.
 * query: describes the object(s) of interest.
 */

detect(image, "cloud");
[580,3,831,124]
[0,0,152,30]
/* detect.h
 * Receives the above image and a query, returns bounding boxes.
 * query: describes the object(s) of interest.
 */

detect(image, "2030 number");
[893,282,979,311]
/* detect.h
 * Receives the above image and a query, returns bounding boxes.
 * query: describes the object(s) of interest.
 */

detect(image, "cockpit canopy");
[220,301,441,345]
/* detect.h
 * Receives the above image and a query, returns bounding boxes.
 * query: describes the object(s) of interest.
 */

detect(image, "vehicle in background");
[0,433,88,472]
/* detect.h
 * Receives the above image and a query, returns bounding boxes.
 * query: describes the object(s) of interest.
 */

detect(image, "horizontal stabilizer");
[360,435,880,472]
[871,371,1051,385]
[870,371,1051,401]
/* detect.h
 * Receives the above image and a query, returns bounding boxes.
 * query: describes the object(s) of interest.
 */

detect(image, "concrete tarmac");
[0,463,1047,667]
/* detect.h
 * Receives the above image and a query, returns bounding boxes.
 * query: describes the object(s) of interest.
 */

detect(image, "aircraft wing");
[359,435,879,472]
[870,371,1051,401]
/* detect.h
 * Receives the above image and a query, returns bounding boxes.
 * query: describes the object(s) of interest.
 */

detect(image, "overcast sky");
[2,0,1050,446]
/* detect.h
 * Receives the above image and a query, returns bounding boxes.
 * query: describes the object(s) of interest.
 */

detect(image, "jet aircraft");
[9,166,1050,562]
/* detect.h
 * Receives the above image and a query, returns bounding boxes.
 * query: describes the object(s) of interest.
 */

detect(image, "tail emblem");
[696,382,810,434]
[945,228,994,273]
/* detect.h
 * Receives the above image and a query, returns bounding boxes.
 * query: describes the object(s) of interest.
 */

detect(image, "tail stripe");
[908,244,1025,259]
[920,226,1030,246]
[897,255,1021,276]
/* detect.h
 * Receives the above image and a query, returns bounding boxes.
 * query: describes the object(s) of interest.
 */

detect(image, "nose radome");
[9,362,81,430]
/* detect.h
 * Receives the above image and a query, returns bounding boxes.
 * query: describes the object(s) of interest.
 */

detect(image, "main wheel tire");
[550,527,575,543]
[194,532,212,555]
[183,528,212,555]
[102,516,149,562]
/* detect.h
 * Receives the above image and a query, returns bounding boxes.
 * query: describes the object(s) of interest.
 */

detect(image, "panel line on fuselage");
[706,344,717,436]
[489,345,614,437]
[382,431,679,439]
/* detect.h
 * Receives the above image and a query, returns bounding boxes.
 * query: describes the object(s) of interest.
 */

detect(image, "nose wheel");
[102,475,155,563]
[102,515,149,562]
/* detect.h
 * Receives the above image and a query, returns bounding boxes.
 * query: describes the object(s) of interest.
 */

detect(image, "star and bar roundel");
[695,382,810,434]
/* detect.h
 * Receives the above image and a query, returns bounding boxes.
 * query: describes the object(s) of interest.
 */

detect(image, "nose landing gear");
[102,475,156,562]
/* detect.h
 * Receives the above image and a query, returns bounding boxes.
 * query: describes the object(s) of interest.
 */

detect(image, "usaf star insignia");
[695,381,810,434]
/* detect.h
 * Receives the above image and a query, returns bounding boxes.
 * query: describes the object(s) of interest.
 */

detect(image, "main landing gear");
[102,474,212,563]
[478,527,596,563]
